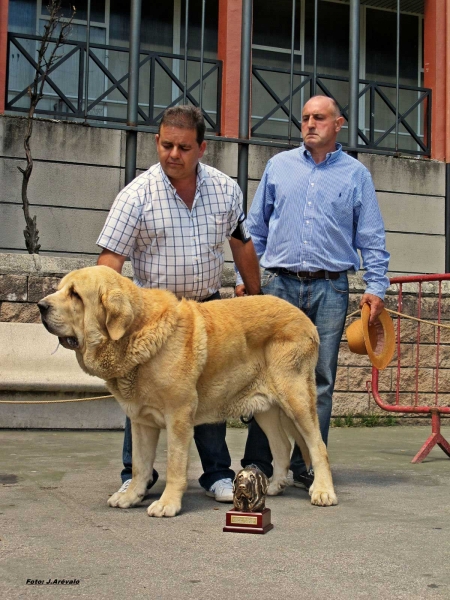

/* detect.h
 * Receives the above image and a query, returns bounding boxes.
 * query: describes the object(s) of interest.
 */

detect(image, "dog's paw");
[310,488,338,507]
[267,479,286,496]
[107,490,142,508]
[147,499,181,518]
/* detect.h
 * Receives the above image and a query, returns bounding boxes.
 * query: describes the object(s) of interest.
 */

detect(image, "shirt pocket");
[206,212,229,246]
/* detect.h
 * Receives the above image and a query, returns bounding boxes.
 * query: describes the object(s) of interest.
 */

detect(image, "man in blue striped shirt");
[237,95,390,491]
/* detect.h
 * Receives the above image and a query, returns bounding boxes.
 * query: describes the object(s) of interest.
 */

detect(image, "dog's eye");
[70,289,81,301]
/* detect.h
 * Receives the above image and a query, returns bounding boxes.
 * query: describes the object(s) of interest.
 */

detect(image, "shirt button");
[311,183,314,187]
[308,202,312,205]
[306,220,309,224]
[304,241,308,244]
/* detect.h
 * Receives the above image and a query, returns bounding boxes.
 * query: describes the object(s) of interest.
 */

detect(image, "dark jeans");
[121,291,235,490]
[241,270,349,478]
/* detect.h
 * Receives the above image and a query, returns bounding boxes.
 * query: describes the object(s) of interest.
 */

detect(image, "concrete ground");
[1,426,449,600]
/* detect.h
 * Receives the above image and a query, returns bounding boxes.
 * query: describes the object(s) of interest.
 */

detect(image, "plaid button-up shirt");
[97,162,243,300]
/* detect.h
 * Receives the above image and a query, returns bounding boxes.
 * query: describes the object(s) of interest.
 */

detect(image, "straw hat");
[346,303,395,370]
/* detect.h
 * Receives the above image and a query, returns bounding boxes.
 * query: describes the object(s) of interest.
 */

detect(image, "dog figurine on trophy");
[223,465,274,534]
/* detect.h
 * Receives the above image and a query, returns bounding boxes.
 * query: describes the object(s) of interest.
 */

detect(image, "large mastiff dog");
[38,266,337,517]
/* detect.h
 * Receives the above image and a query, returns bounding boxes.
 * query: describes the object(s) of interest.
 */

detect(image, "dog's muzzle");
[37,300,79,349]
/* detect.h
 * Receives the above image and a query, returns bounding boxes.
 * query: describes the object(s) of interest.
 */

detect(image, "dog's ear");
[101,289,134,341]
[256,471,268,496]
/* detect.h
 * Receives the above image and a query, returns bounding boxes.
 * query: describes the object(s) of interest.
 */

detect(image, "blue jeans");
[241,270,349,478]
[121,291,235,490]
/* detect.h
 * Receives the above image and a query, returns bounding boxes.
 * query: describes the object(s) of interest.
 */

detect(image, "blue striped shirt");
[242,144,390,298]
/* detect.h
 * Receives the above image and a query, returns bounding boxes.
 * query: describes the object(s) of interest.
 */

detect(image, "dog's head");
[38,266,139,352]
[233,466,269,511]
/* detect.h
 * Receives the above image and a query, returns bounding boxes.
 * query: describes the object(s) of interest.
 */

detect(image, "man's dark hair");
[159,105,206,145]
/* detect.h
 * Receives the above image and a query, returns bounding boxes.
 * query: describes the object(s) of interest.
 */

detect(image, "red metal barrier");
[368,273,450,463]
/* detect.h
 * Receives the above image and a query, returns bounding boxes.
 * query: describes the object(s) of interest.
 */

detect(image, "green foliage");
[331,413,398,428]
[228,414,398,429]
[227,418,248,429]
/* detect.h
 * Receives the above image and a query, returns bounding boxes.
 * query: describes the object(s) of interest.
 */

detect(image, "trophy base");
[223,508,273,534]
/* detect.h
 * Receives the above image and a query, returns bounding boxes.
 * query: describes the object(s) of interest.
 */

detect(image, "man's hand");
[235,284,246,297]
[360,293,384,325]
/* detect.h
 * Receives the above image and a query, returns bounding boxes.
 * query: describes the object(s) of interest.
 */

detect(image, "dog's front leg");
[108,422,160,509]
[148,407,193,518]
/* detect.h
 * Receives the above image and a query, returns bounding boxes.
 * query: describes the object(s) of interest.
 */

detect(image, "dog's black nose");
[37,300,49,314]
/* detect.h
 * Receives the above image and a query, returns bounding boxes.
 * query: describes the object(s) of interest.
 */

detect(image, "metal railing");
[6,33,222,132]
[368,274,450,463]
[252,64,431,156]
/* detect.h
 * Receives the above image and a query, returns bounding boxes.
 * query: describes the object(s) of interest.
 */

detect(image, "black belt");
[199,291,221,303]
[268,268,342,280]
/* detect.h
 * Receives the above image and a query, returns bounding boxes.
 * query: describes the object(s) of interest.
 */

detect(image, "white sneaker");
[205,478,234,502]
[117,479,132,494]
[115,476,157,500]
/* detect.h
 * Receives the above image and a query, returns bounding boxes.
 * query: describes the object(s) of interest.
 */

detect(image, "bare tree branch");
[19,1,76,254]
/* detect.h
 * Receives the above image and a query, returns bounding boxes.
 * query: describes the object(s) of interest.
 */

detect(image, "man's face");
[156,125,206,182]
[301,97,343,152]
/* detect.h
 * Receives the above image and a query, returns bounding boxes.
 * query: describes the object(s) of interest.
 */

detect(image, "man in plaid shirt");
[97,105,261,503]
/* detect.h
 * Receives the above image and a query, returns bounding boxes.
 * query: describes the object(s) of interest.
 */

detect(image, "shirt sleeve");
[354,170,391,299]
[234,162,274,286]
[227,181,244,238]
[246,162,275,258]
[96,187,143,257]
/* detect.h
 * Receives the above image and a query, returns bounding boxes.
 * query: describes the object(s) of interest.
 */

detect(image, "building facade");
[1,0,435,154]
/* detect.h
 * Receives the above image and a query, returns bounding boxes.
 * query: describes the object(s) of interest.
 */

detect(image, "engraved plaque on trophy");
[223,466,273,534]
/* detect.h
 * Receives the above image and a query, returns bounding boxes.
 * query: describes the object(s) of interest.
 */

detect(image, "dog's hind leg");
[279,411,311,469]
[108,422,160,509]
[148,405,194,518]
[254,406,291,496]
[280,376,338,506]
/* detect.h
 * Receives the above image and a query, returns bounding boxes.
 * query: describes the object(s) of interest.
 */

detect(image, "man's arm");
[97,248,126,274]
[355,170,390,324]
[229,238,261,296]
[234,165,273,296]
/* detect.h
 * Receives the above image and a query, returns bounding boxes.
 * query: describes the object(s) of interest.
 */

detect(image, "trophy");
[223,465,274,534]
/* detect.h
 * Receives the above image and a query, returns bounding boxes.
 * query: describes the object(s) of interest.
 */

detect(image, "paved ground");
[1,426,449,600]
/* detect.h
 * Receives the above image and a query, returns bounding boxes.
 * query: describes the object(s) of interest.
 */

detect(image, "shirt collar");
[300,142,342,165]
[159,162,205,191]
[196,162,206,186]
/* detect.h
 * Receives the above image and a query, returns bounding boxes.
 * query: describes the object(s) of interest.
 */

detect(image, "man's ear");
[198,140,207,159]
[101,289,134,341]
[335,116,344,133]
